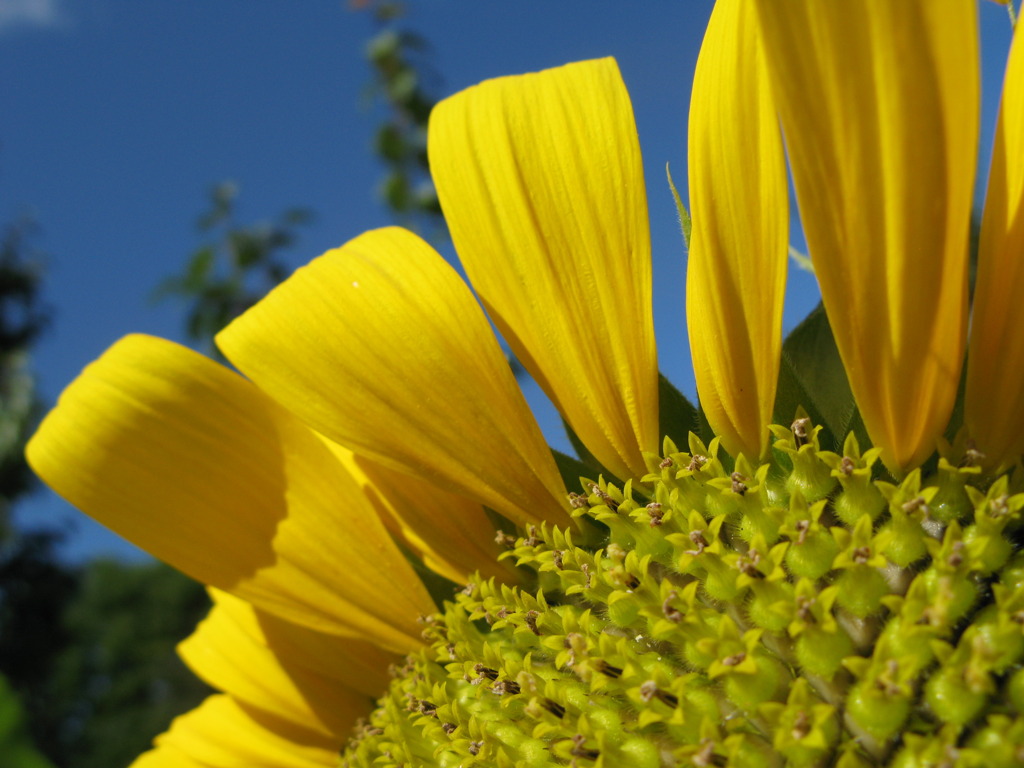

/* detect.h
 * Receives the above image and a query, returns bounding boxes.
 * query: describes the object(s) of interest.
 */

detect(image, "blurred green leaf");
[382,171,411,211]
[375,124,406,162]
[387,68,418,102]
[0,673,55,768]
[367,29,400,63]
[354,0,444,232]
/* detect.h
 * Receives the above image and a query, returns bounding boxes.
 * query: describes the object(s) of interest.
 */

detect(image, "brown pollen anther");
[662,591,683,623]
[961,440,986,468]
[791,711,811,741]
[593,659,623,678]
[474,663,499,681]
[525,610,542,636]
[491,679,521,696]
[659,456,674,469]
[647,501,664,526]
[692,739,718,768]
[552,549,564,569]
[794,519,810,545]
[568,492,589,509]
[686,529,709,556]
[990,494,1010,519]
[570,734,600,760]
[639,680,680,707]
[796,595,815,622]
[791,417,810,447]
[902,496,929,516]
[947,540,965,568]
[417,699,438,717]
[737,555,763,578]
[542,698,566,718]
[688,454,708,472]
[730,472,748,495]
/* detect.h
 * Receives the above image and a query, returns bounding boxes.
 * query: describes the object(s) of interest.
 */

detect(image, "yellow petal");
[26,334,433,653]
[134,695,339,768]
[686,0,788,461]
[965,22,1024,467]
[217,226,570,529]
[178,596,375,740]
[327,442,519,585]
[131,746,207,768]
[755,0,978,471]
[428,58,659,481]
[207,588,398,698]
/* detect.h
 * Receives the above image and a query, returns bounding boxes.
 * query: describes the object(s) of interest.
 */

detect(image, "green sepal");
[666,163,691,251]
[773,303,868,453]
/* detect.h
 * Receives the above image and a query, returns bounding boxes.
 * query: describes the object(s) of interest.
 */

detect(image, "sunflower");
[25,1,1024,766]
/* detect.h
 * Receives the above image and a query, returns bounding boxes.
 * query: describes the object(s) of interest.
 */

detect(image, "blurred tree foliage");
[152,181,313,359]
[0,214,66,768]
[354,0,444,230]
[36,560,211,768]
[0,213,209,767]
[0,672,54,768]
[156,2,446,351]
[0,216,48,537]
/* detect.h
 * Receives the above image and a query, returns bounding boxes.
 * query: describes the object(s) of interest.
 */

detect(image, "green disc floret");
[342,418,1024,768]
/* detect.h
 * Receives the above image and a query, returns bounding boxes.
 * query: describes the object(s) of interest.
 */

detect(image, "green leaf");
[561,419,606,478]
[366,29,400,63]
[551,448,593,495]
[666,163,691,251]
[773,303,868,451]
[382,171,411,211]
[375,124,406,162]
[695,400,716,446]
[185,246,215,289]
[658,372,699,449]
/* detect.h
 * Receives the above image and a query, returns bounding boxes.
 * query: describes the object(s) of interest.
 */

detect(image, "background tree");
[2,5,448,766]
[0,214,64,768]
[152,181,312,359]
[355,0,443,231]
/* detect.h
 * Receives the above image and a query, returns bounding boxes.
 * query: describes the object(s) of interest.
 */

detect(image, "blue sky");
[0,1,1017,561]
